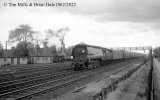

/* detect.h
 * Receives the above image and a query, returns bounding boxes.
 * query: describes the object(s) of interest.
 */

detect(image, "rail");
[1,58,143,99]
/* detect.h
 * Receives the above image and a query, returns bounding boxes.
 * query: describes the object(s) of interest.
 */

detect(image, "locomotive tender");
[72,44,144,70]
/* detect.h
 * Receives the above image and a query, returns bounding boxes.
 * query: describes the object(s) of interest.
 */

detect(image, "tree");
[45,27,69,54]
[67,45,74,55]
[10,46,16,57]
[8,24,36,56]
[57,27,69,51]
[40,41,51,56]
[153,47,160,58]
[50,45,57,56]
[35,44,40,56]
[40,41,58,56]
[0,42,4,57]
[15,42,36,57]
[0,42,2,49]
[34,31,43,56]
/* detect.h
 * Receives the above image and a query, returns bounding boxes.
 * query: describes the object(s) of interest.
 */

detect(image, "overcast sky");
[0,0,160,50]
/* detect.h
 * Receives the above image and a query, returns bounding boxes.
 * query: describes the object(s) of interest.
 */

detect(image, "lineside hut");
[0,57,28,66]
[30,56,53,64]
[0,58,4,66]
[19,57,28,64]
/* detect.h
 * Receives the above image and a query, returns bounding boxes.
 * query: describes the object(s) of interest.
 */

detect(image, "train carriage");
[112,50,123,59]
[72,43,145,71]
[123,51,130,58]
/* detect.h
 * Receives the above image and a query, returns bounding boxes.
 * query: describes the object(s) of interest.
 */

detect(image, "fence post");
[102,88,106,100]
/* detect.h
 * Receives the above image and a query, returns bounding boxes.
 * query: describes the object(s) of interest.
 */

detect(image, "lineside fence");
[152,58,160,100]
[87,59,148,100]
[149,54,154,100]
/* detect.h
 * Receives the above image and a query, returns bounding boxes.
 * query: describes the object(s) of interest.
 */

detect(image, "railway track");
[0,58,144,100]
[55,58,148,100]
[0,68,76,94]
[0,64,72,83]
[0,62,71,77]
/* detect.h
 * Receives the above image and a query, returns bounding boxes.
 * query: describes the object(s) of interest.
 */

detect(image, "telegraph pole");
[5,41,8,66]
[36,33,39,56]
[6,41,8,57]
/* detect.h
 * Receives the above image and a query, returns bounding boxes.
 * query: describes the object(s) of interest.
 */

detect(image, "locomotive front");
[72,45,88,70]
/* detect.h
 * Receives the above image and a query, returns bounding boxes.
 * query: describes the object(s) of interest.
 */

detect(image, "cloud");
[37,0,160,23]
[0,0,160,48]
[1,0,160,23]
[92,0,160,23]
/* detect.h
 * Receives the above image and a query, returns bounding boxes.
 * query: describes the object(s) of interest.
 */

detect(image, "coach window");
[37,57,39,61]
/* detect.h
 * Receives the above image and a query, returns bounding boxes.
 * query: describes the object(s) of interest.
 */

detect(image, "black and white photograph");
[0,0,160,100]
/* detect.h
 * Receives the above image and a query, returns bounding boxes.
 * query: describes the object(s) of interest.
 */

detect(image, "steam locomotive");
[72,44,144,70]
